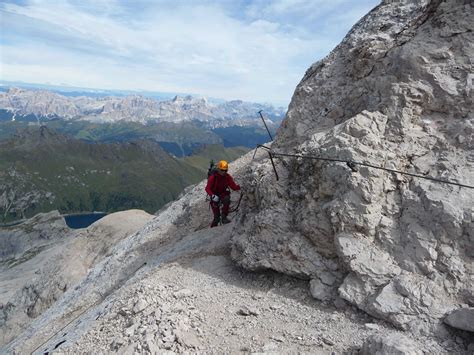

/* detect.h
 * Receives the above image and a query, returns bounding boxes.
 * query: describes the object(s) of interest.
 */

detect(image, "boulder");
[360,334,423,355]
[444,308,474,332]
[309,278,332,301]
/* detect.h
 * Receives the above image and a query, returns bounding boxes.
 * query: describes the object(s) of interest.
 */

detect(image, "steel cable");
[255,144,474,189]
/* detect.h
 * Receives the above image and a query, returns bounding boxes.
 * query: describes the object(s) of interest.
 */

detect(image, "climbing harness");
[208,191,243,227]
[209,192,242,213]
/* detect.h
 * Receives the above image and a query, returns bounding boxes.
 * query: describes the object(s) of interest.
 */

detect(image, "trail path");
[57,226,445,354]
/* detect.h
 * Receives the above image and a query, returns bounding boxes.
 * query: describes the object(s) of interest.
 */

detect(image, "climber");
[205,160,240,227]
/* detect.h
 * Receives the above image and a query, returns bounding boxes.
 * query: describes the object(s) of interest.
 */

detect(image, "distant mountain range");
[0,87,284,157]
[0,80,180,100]
[0,87,285,128]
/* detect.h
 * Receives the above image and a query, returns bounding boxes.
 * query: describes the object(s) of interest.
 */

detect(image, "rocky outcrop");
[231,0,473,339]
[0,211,69,264]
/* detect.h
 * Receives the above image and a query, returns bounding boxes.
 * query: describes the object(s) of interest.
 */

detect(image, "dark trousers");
[210,194,230,227]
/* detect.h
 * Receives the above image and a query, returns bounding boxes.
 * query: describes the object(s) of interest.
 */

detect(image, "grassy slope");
[46,121,220,144]
[0,127,204,221]
[181,144,250,173]
[211,126,274,148]
[0,120,274,151]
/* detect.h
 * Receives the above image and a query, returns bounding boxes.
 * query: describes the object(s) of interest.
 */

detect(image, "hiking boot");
[211,217,220,227]
[221,215,231,224]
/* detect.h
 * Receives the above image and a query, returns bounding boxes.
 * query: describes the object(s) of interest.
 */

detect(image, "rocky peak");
[172,94,193,102]
[6,87,26,95]
[278,0,472,147]
[0,88,80,119]
[169,95,210,109]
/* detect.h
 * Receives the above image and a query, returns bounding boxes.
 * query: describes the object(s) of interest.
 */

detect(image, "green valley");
[0,118,273,156]
[0,126,248,223]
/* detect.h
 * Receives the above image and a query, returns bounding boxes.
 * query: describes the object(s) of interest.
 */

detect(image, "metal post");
[258,110,273,141]
[268,152,279,181]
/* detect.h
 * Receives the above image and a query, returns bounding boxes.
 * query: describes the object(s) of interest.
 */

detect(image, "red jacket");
[205,172,240,196]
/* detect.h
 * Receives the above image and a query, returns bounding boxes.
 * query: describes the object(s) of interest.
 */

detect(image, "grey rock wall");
[231,0,473,338]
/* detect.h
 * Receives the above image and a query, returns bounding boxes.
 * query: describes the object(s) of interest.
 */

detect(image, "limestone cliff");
[231,0,473,337]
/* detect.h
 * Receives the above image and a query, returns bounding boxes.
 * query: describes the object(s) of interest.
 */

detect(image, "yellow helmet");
[217,160,228,171]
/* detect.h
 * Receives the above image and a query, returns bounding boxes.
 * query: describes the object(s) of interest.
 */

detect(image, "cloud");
[0,0,380,106]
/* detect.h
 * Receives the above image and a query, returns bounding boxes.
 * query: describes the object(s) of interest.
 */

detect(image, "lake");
[64,213,107,229]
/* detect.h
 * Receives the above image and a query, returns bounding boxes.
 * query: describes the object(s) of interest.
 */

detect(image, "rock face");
[1,136,468,353]
[231,0,473,337]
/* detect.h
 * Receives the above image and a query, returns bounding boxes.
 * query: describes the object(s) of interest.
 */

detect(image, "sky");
[0,0,380,106]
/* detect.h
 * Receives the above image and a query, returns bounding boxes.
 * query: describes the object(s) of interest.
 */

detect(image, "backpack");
[207,160,218,179]
[208,160,219,192]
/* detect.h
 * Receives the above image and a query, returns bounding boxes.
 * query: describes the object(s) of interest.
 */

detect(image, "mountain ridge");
[0,88,285,128]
